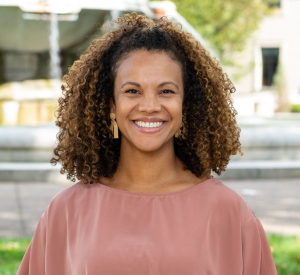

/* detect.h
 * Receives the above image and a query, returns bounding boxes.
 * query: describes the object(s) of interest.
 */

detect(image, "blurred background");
[0,0,299,274]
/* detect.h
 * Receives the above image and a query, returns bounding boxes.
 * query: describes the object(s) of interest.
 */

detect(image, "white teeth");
[134,121,164,128]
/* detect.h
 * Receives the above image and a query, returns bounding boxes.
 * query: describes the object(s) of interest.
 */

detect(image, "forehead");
[114,50,183,86]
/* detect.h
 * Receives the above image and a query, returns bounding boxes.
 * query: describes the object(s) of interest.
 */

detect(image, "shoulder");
[51,181,90,200]
[32,182,97,240]
[206,178,240,207]
[207,178,255,228]
[46,181,98,214]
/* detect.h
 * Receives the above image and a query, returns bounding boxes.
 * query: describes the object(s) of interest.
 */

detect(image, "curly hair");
[50,12,243,184]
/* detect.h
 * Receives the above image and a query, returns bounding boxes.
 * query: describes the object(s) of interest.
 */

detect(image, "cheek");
[115,98,134,122]
[166,100,183,119]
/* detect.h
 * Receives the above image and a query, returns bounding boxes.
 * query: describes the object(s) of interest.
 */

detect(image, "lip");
[131,120,167,133]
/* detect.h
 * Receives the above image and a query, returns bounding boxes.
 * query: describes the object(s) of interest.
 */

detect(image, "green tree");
[151,0,278,66]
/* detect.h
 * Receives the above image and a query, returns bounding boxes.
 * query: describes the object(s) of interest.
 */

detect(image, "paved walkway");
[0,178,299,238]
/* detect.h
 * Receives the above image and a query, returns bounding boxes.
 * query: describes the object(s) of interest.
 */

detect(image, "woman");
[17,13,277,274]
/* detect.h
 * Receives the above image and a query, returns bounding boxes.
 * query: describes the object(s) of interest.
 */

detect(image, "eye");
[161,89,175,94]
[125,89,139,94]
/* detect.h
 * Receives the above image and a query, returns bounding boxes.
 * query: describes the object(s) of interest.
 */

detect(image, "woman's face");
[112,50,184,153]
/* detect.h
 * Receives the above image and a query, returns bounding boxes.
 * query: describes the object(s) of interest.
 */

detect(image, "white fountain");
[49,12,62,80]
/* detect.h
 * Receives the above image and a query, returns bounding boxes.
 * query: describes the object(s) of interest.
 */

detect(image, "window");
[262,48,279,86]
[264,0,281,8]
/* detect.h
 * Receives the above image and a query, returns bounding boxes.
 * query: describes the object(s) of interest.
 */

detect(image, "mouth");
[132,120,166,133]
[134,121,164,128]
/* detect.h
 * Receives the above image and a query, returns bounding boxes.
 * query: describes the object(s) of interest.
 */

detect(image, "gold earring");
[175,114,187,139]
[110,113,119,139]
[175,122,183,138]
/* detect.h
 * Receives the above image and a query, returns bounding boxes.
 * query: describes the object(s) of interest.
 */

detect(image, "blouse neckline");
[97,177,218,197]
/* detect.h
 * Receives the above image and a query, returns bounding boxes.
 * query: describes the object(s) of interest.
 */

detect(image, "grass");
[0,238,31,275]
[0,234,299,274]
[267,234,300,275]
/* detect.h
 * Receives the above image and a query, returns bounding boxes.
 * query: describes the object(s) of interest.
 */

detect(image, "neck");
[113,137,183,191]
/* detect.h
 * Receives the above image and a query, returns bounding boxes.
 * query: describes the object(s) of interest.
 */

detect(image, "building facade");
[229,0,300,116]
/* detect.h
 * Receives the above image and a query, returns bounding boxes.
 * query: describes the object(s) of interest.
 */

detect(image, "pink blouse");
[17,178,277,274]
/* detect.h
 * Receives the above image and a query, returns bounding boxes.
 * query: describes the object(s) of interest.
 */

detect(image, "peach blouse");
[17,178,277,274]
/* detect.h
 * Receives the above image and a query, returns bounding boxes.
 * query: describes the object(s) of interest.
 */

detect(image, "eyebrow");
[158,81,179,90]
[121,82,141,88]
[121,81,179,90]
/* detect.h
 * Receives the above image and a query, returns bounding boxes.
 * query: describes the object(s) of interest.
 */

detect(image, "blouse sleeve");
[16,210,47,275]
[242,211,277,275]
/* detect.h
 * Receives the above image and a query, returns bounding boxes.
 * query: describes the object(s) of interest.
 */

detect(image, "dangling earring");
[175,122,183,138]
[175,114,186,139]
[110,113,119,139]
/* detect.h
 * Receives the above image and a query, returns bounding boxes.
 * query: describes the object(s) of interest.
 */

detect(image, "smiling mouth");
[134,121,164,128]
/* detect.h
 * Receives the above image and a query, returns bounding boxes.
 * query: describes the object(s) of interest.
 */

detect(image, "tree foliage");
[151,0,278,64]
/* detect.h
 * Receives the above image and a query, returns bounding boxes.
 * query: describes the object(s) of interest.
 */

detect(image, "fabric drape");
[17,178,277,275]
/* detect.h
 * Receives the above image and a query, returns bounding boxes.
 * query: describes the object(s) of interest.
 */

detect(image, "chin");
[138,147,162,153]
[133,139,167,153]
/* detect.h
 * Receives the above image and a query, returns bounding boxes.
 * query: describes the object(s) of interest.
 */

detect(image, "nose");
[138,94,161,113]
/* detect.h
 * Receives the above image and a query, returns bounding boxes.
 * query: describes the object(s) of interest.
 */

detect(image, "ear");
[110,100,116,114]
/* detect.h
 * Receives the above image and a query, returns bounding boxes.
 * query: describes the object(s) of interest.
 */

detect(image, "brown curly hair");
[50,12,243,184]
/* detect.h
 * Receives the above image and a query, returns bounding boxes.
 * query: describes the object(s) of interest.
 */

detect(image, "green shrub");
[267,234,300,275]
[290,104,300,113]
